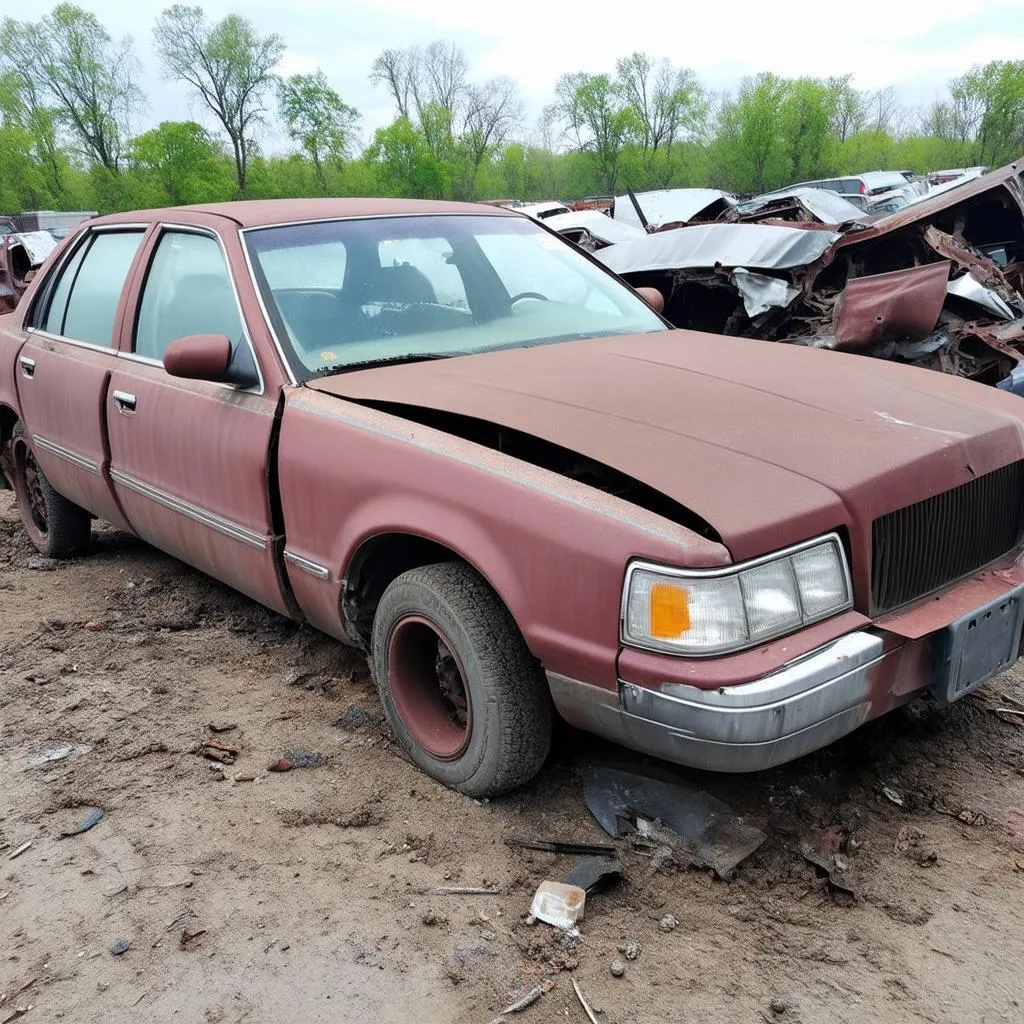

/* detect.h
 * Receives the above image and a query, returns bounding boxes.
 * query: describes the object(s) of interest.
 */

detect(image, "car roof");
[90,197,518,229]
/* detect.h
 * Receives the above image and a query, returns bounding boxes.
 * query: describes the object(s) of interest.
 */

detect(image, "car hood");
[308,330,1024,562]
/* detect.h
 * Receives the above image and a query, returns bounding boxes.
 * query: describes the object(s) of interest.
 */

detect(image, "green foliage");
[1,6,1023,219]
[129,121,234,206]
[278,72,359,193]
[364,117,448,198]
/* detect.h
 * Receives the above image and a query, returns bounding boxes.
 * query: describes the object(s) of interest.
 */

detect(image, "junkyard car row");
[3,176,1024,796]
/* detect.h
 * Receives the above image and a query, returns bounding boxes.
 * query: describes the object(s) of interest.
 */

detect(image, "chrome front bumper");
[548,632,891,773]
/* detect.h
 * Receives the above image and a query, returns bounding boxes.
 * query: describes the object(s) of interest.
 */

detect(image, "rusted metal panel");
[833,262,950,351]
[312,328,1024,605]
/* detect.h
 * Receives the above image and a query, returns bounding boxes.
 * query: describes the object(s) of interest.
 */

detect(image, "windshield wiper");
[308,352,454,379]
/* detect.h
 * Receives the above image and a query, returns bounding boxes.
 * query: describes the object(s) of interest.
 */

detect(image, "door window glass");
[134,231,244,362]
[59,232,144,345]
[39,231,142,345]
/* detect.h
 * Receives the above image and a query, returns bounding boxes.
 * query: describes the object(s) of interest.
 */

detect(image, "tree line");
[2,3,1023,215]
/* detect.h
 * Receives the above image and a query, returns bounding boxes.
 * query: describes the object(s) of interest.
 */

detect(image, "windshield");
[243,214,666,380]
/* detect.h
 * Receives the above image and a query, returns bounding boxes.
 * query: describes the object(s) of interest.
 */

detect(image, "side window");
[42,231,143,345]
[134,231,244,362]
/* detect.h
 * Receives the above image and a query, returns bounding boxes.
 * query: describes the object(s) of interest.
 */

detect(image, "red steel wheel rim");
[387,614,472,760]
[14,438,48,536]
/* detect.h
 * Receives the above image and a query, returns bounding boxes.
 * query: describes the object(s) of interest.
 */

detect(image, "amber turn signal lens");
[649,582,690,639]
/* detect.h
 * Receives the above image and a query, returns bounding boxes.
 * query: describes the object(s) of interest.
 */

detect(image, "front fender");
[277,388,730,688]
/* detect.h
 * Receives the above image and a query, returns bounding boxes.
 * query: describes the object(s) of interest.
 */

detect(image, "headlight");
[622,533,852,656]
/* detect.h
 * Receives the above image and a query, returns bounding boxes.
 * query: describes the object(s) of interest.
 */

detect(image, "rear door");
[105,223,292,616]
[15,226,148,530]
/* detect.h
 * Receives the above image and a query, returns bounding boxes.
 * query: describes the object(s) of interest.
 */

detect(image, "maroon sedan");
[2,199,1024,796]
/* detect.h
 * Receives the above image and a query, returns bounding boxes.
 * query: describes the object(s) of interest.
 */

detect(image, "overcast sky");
[18,0,1024,149]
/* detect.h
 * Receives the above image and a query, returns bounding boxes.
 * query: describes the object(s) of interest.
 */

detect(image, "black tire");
[10,422,91,558]
[371,562,552,797]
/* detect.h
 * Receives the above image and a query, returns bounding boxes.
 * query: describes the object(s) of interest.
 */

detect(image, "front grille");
[871,460,1024,614]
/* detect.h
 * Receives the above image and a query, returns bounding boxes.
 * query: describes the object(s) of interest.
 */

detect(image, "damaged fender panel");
[833,262,950,352]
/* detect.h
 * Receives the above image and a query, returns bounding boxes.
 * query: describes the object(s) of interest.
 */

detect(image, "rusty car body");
[3,197,1024,797]
[599,159,1024,391]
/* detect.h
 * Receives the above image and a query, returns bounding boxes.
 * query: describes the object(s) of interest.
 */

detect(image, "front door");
[105,225,292,616]
[16,228,147,532]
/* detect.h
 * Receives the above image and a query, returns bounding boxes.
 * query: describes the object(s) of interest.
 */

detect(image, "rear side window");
[43,231,144,346]
[134,231,244,362]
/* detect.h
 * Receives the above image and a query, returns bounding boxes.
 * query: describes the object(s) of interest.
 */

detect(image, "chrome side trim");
[27,329,116,355]
[109,468,267,550]
[283,551,331,581]
[32,435,100,475]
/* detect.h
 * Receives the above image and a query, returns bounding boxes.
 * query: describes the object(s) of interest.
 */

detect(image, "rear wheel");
[371,562,552,797]
[11,423,91,558]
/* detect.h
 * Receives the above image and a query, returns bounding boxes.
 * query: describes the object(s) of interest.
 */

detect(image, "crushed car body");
[597,158,1024,390]
[0,230,58,314]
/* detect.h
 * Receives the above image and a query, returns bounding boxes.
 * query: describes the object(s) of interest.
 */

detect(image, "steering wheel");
[509,291,549,305]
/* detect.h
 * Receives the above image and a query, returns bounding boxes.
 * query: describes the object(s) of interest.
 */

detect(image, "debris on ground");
[428,885,503,896]
[584,764,766,877]
[207,721,237,734]
[658,913,679,932]
[58,808,105,838]
[618,940,641,961]
[0,976,36,1009]
[179,925,206,949]
[197,737,239,764]
[25,744,89,767]
[609,957,627,977]
[563,855,621,894]
[528,881,586,930]
[8,841,32,860]
[800,829,859,900]
[571,978,600,1024]
[770,994,791,1014]
[110,939,132,956]
[267,758,293,772]
[282,750,326,769]
[882,786,906,807]
[506,837,616,857]
[335,703,376,730]
[486,978,556,1022]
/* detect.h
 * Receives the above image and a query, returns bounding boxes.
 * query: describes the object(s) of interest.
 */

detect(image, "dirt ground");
[1,491,1023,1024]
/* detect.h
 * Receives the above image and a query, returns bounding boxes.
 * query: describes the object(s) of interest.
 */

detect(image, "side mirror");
[634,285,665,314]
[163,334,259,389]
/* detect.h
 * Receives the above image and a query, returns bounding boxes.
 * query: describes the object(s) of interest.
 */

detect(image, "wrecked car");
[612,188,736,230]
[541,209,643,251]
[4,198,1024,799]
[599,159,1024,391]
[0,231,57,315]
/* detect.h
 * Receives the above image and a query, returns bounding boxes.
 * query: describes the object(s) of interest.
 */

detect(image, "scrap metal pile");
[0,230,57,314]
[586,162,1024,392]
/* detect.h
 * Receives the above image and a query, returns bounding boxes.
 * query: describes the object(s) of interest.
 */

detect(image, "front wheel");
[10,423,91,558]
[371,563,552,797]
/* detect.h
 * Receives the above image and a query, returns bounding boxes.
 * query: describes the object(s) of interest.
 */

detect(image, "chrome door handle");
[19,356,35,379]
[112,390,137,413]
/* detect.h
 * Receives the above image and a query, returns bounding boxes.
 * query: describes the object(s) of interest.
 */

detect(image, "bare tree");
[829,74,865,142]
[0,4,141,172]
[369,48,414,120]
[461,76,522,192]
[863,85,903,135]
[153,5,283,192]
